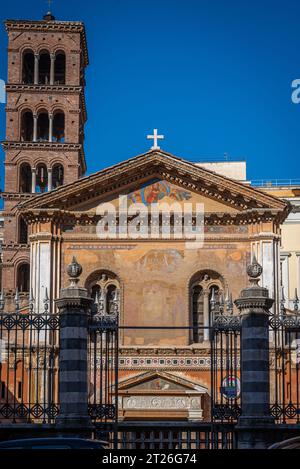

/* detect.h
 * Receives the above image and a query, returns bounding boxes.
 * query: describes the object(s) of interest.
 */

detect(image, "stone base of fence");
[236,423,300,449]
[0,422,300,449]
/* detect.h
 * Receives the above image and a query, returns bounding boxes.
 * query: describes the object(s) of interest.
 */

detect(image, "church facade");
[19,149,289,419]
[1,14,291,421]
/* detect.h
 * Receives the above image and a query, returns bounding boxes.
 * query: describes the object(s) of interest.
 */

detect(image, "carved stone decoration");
[122,395,200,410]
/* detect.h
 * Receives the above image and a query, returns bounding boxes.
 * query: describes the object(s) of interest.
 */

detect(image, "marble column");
[33,113,38,142]
[31,167,36,193]
[34,54,39,85]
[50,53,55,85]
[47,168,52,192]
[49,113,53,142]
[280,252,291,307]
[203,290,210,342]
[30,237,52,314]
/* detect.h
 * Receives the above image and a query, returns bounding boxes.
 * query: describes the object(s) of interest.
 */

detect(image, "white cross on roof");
[147,128,164,150]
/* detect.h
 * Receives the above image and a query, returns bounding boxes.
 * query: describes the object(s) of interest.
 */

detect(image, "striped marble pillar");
[235,254,275,449]
[56,257,93,431]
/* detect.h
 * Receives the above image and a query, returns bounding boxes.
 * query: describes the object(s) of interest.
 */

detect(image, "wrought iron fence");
[88,293,119,423]
[210,290,241,422]
[95,422,236,449]
[269,288,300,423]
[0,290,60,423]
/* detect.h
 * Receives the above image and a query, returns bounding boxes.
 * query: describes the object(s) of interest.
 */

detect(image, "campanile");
[2,11,88,306]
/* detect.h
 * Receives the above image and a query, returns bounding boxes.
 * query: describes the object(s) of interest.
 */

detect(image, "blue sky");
[0,0,299,188]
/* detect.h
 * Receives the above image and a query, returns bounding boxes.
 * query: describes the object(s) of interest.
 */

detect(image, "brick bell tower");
[1,11,88,307]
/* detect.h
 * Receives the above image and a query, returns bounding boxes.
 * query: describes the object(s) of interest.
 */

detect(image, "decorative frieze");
[120,395,202,411]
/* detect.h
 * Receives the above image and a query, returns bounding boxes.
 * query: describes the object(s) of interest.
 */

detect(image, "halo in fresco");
[128,179,192,206]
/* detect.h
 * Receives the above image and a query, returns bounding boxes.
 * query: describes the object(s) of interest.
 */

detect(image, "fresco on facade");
[128,179,192,207]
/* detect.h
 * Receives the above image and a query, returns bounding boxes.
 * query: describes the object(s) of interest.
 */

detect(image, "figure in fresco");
[128,180,192,207]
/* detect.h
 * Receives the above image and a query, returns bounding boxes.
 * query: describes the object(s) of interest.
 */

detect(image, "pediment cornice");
[18,150,290,222]
[21,207,287,226]
[118,370,207,392]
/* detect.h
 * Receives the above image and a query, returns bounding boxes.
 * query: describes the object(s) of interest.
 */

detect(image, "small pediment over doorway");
[118,371,208,421]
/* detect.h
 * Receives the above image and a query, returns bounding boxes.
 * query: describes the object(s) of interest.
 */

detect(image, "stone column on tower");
[48,167,52,192]
[31,167,36,193]
[34,53,39,85]
[49,113,53,142]
[50,53,55,85]
[33,113,38,142]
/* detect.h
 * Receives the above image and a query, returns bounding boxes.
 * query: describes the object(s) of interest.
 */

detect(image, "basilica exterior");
[1,14,291,421]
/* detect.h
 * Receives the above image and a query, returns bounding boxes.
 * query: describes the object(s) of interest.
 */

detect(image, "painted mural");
[128,179,192,207]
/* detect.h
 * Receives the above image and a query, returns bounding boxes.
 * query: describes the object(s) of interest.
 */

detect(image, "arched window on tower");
[35,163,48,193]
[53,112,65,142]
[54,51,66,84]
[21,111,33,141]
[17,263,30,293]
[37,112,49,141]
[22,50,34,84]
[18,217,28,244]
[19,163,32,193]
[190,271,224,344]
[52,164,64,188]
[39,51,51,84]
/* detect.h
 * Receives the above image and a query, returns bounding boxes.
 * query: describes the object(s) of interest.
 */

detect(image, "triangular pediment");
[118,371,208,394]
[19,149,289,220]
[70,176,241,214]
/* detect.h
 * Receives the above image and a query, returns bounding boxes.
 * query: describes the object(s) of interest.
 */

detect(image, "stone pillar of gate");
[55,257,93,436]
[234,254,275,449]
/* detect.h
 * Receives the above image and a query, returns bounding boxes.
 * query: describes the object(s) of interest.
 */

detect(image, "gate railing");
[269,288,300,423]
[0,290,59,423]
[1,256,300,449]
[210,293,241,423]
[88,309,119,423]
[95,421,237,449]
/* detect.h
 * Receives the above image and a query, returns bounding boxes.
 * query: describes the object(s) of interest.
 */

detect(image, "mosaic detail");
[128,179,192,206]
[89,356,240,369]
[119,356,213,368]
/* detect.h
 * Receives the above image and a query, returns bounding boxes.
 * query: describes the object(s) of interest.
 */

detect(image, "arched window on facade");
[18,217,28,244]
[54,51,66,84]
[22,50,34,84]
[35,163,48,193]
[190,271,224,343]
[19,163,32,193]
[39,51,51,84]
[53,112,65,142]
[88,272,120,317]
[37,112,49,141]
[21,111,33,141]
[52,164,64,188]
[17,263,30,293]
